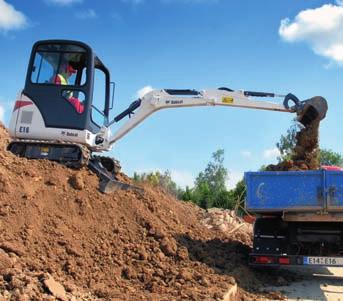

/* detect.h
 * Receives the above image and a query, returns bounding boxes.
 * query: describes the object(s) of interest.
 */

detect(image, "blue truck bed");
[245,170,343,213]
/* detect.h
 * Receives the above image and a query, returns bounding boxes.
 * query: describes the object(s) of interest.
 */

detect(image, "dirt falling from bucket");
[266,118,320,171]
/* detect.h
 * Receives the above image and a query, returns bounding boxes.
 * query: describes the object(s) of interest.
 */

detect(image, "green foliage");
[230,179,247,216]
[179,186,192,201]
[133,170,183,197]
[231,179,246,202]
[319,149,343,167]
[180,149,242,210]
[191,149,228,209]
[276,122,343,167]
[276,122,301,162]
[194,149,227,192]
[133,149,249,212]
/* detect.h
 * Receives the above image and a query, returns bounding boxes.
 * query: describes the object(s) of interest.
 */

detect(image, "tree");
[194,149,227,192]
[179,186,193,201]
[276,123,343,166]
[133,170,184,197]
[192,149,230,209]
[193,182,213,209]
[319,149,343,167]
[276,122,301,161]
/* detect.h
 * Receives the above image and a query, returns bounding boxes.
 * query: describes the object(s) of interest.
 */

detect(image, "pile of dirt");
[267,118,320,171]
[0,124,288,300]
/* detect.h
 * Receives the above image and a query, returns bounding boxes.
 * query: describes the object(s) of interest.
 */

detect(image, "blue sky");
[1,0,343,188]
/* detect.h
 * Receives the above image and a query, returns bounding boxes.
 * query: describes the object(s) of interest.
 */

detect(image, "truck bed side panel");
[245,171,324,212]
[326,171,343,211]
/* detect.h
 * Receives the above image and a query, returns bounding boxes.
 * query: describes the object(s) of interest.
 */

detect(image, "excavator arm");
[96,88,327,151]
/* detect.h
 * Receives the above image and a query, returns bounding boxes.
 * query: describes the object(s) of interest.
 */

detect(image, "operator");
[54,62,84,114]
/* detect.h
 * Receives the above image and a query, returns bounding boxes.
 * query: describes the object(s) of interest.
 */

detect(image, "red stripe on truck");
[13,101,32,111]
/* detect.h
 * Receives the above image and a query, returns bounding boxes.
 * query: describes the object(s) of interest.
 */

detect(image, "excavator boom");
[97,88,327,151]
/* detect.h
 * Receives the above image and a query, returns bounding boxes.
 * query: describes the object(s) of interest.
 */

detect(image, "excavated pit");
[0,124,295,300]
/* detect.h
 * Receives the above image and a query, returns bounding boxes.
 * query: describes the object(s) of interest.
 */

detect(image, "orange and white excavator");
[8,39,328,193]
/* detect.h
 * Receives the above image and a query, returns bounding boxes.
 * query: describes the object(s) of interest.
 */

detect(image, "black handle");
[114,99,142,122]
[283,93,300,110]
[244,91,275,97]
[218,87,234,92]
[164,89,200,96]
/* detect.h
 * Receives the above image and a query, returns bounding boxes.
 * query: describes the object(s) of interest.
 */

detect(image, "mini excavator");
[8,40,328,193]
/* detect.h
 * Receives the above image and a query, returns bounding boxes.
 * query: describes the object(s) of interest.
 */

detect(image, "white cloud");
[279,3,343,64]
[241,150,252,158]
[137,86,154,98]
[227,169,244,190]
[45,0,82,5]
[75,9,97,19]
[0,0,27,31]
[263,147,280,160]
[0,105,4,123]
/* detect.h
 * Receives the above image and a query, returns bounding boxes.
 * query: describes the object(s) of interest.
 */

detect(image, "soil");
[0,124,293,300]
[266,118,320,171]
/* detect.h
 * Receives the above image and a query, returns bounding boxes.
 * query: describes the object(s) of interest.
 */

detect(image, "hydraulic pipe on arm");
[100,88,327,150]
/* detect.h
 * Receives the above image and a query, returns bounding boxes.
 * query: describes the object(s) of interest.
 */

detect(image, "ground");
[267,267,343,301]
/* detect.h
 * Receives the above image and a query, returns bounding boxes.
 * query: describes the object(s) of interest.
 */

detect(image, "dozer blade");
[297,96,328,127]
[88,156,143,194]
[99,178,143,194]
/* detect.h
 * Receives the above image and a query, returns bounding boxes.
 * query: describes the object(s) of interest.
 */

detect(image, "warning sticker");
[222,96,234,104]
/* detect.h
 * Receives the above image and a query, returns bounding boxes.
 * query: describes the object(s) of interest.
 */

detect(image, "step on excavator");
[8,40,328,193]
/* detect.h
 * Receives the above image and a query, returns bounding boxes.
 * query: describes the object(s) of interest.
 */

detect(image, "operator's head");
[61,61,77,77]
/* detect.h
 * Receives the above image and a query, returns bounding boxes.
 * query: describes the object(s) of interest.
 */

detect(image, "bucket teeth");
[297,96,328,126]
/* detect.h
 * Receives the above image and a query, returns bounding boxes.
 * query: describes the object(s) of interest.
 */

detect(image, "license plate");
[303,256,343,266]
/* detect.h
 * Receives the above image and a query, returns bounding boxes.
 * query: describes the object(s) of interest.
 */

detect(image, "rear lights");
[278,257,290,265]
[251,255,290,265]
[253,256,276,264]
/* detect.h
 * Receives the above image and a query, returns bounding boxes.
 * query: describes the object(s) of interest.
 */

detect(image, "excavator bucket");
[297,96,328,127]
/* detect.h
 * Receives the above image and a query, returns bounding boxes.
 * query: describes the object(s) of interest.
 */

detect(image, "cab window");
[30,44,87,86]
[91,68,106,126]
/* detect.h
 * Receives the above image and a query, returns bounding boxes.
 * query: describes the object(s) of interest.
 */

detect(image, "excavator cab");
[9,40,114,148]
[8,40,127,193]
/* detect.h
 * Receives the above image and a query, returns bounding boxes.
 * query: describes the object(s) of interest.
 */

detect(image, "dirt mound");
[267,118,320,171]
[0,124,287,300]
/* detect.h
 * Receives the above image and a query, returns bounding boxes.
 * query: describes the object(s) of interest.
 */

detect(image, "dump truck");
[246,168,343,267]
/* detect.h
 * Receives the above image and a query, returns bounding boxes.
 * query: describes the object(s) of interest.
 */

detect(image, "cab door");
[23,41,93,132]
